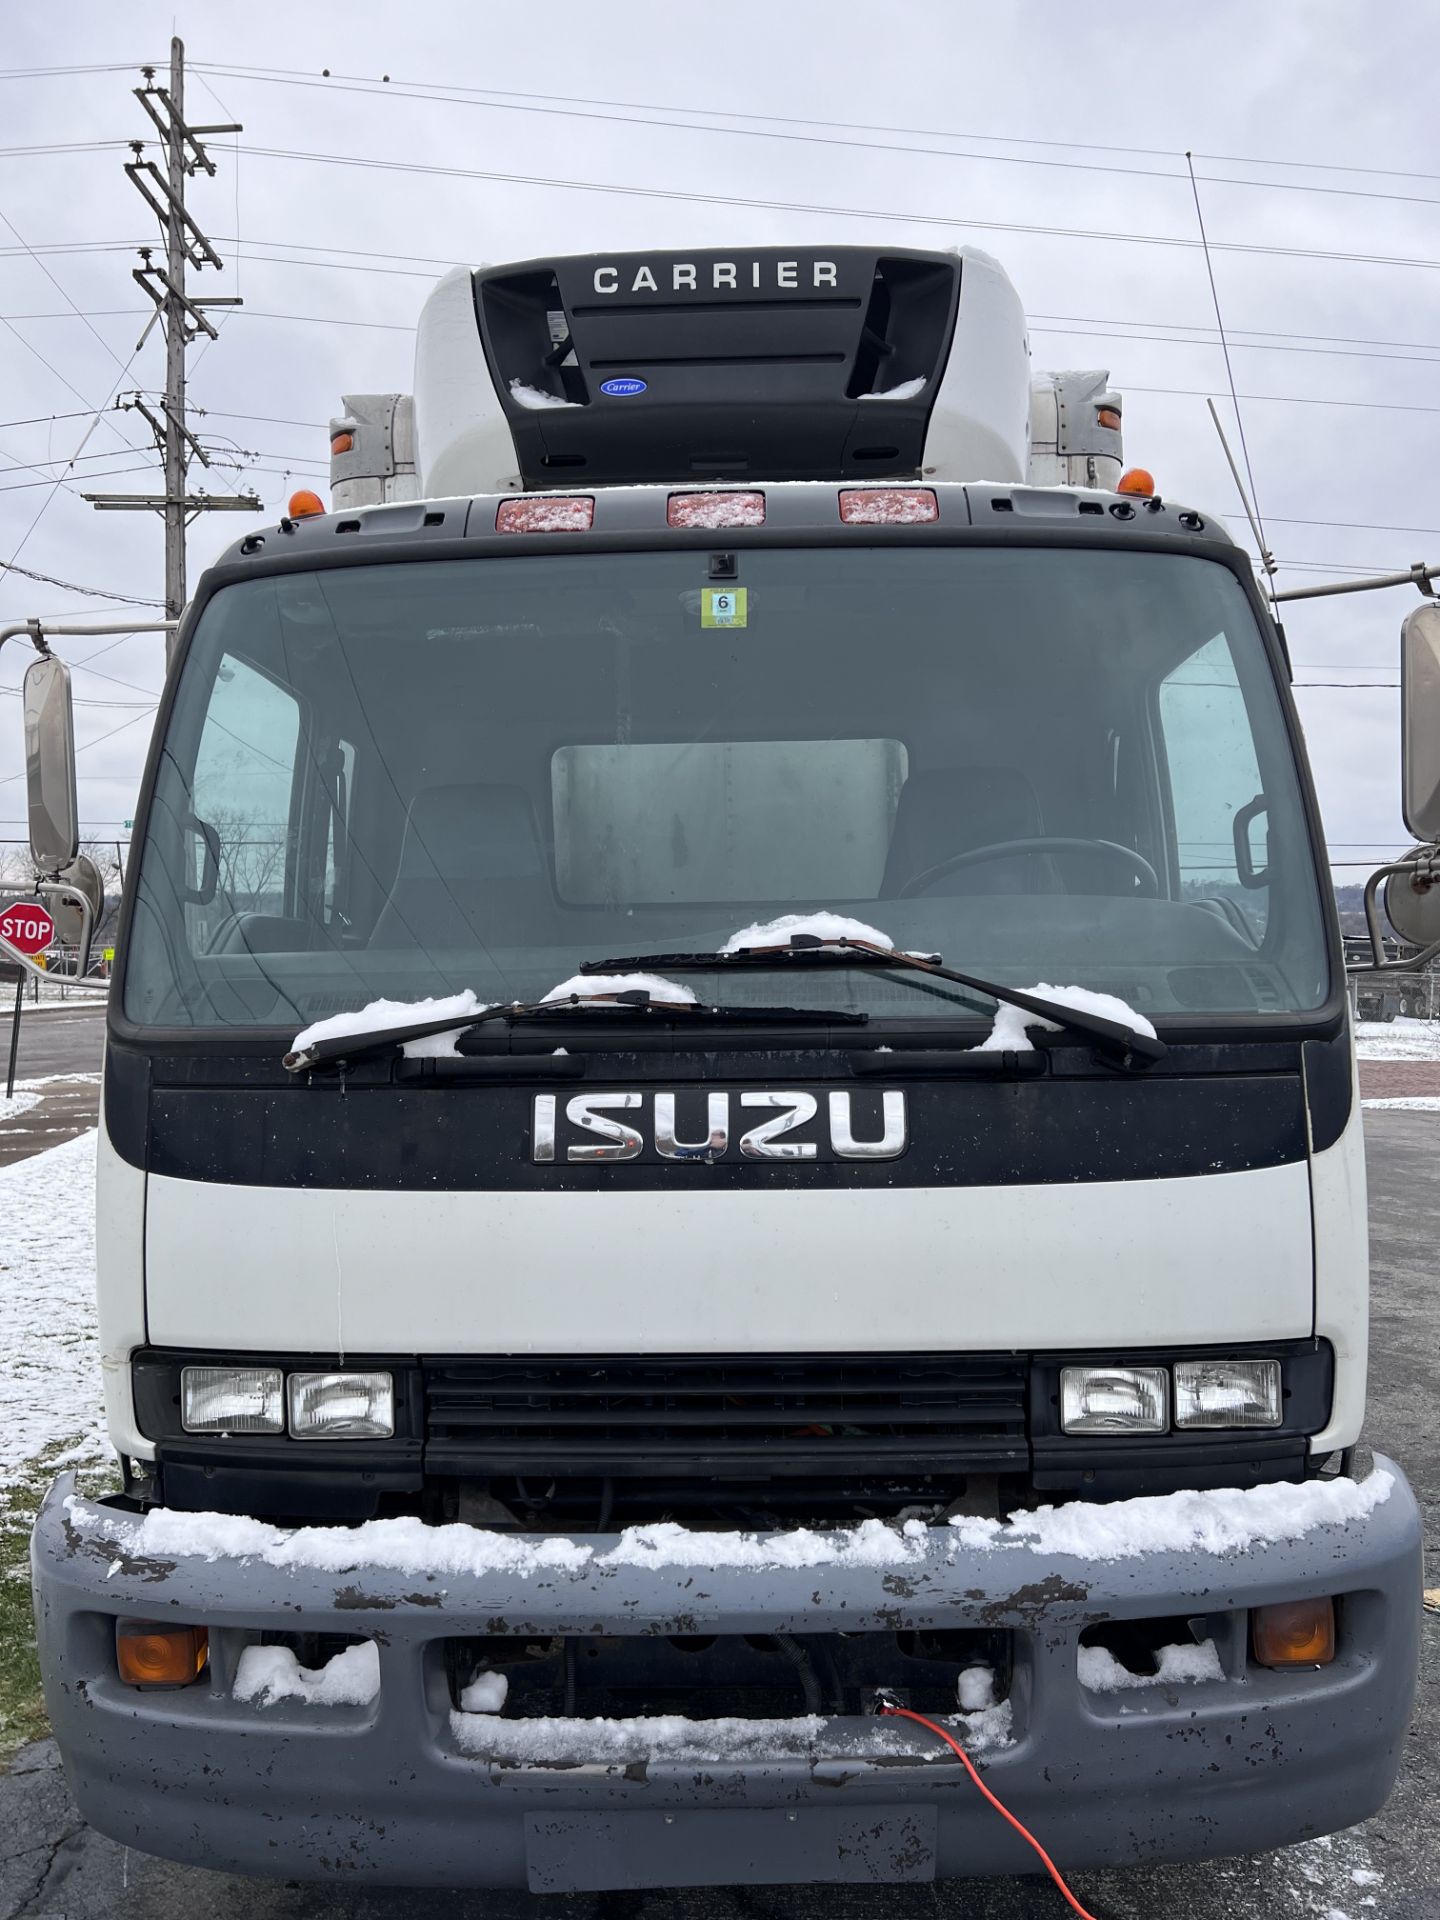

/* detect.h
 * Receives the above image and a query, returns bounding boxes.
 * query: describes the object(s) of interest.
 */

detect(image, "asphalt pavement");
[0,1001,105,1170]
[0,1110,1436,1920]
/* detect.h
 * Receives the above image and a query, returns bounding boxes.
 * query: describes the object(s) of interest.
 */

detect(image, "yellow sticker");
[701,587,748,628]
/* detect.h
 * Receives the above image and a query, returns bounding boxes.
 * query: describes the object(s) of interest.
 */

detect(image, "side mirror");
[1401,603,1440,842]
[23,653,79,872]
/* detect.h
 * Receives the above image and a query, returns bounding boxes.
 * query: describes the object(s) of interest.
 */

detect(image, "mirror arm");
[0,933,108,993]
[1348,851,1440,974]
[35,880,95,978]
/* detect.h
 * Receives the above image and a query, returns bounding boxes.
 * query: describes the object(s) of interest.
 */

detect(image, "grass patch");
[0,1444,118,1763]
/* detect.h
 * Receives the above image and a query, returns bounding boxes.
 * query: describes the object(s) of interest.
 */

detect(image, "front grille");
[423,1354,1028,1479]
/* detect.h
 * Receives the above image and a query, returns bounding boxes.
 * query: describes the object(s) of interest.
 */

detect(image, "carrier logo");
[591,259,840,296]
[532,1090,907,1164]
[599,376,647,396]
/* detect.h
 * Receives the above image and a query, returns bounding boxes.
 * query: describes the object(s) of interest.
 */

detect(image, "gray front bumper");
[32,1463,1423,1889]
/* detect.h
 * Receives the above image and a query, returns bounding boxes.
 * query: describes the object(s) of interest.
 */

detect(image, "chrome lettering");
[828,1089,907,1160]
[739,1091,818,1160]
[654,1092,729,1162]
[564,1093,643,1162]
[813,261,838,288]
[593,266,619,294]
[532,1093,557,1162]
[672,263,697,291]
[713,262,736,289]
[631,265,658,293]
[776,260,798,289]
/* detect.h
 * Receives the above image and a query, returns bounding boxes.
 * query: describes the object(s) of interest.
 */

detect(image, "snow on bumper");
[32,1463,1423,1889]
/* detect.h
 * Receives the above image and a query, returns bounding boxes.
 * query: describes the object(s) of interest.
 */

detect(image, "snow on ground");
[1364,1095,1440,1111]
[0,1129,107,1484]
[0,1091,39,1123]
[1354,1015,1440,1061]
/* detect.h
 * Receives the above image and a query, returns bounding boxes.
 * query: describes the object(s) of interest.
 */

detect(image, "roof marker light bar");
[496,496,595,533]
[839,487,939,525]
[667,491,765,529]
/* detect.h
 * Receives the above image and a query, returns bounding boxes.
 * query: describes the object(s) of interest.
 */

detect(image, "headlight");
[1060,1365,1168,1434]
[287,1370,395,1439]
[181,1365,284,1434]
[1174,1358,1281,1429]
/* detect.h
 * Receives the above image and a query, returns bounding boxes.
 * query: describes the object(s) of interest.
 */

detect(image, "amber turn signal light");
[287,489,326,520]
[1096,405,1122,430]
[1251,1597,1335,1668]
[1116,468,1155,497]
[116,1620,209,1688]
[330,431,354,455]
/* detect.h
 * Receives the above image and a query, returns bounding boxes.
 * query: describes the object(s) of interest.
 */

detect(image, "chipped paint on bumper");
[31,1461,1423,1888]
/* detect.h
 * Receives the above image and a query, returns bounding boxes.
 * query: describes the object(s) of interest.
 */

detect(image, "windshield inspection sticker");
[701,588,748,628]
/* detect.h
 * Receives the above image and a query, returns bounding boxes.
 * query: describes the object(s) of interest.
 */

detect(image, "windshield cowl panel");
[121,546,1332,1038]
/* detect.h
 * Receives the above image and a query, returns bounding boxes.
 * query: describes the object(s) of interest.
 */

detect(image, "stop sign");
[0,900,56,957]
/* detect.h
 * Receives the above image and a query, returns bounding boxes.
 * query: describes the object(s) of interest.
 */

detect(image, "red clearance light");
[287,489,326,520]
[838,488,939,526]
[496,496,594,533]
[667,491,765,529]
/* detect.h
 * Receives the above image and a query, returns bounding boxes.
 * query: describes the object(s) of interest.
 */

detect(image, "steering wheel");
[895,836,1161,899]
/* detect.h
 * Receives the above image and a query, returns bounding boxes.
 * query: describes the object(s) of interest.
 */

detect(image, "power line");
[223,143,1440,276]
[180,64,1440,216]
[0,707,154,786]
[188,61,1440,189]
[0,561,163,607]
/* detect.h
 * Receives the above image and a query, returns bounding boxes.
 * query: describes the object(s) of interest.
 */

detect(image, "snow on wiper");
[284,976,863,1072]
[579,931,1166,1069]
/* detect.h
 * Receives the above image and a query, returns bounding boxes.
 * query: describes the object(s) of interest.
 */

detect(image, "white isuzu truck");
[11,244,1432,1894]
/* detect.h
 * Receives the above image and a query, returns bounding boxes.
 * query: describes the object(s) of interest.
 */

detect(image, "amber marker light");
[1251,1597,1336,1668]
[1096,406,1122,431]
[1116,468,1155,497]
[287,489,327,519]
[330,431,355,455]
[116,1620,209,1688]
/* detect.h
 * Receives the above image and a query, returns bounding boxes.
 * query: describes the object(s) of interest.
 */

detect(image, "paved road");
[0,1112,1435,1920]
[0,1002,105,1169]
[5,1000,106,1082]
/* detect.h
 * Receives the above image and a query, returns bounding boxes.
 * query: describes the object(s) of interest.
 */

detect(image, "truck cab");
[22,245,1423,1893]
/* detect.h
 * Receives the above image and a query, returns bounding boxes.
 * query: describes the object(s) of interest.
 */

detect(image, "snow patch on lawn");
[0,1129,108,1483]
[234,1640,380,1708]
[1354,1016,1440,1061]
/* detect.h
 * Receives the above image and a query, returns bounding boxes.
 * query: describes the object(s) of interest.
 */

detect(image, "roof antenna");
[1186,152,1278,591]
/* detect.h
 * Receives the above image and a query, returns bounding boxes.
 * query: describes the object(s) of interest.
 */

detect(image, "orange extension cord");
[880,1703,1100,1920]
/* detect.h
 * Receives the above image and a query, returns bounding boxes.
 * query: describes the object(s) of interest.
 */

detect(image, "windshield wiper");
[578,937,1167,1068]
[284,988,866,1072]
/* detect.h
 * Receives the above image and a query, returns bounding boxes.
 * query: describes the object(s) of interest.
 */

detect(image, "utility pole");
[84,38,260,655]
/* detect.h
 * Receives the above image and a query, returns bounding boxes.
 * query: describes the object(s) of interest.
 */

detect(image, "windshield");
[123,545,1331,1032]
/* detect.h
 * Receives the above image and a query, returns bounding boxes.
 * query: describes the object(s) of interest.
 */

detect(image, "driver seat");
[881,766,1061,897]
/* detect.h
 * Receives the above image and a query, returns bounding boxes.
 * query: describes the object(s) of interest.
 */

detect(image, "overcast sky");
[1,0,1434,882]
